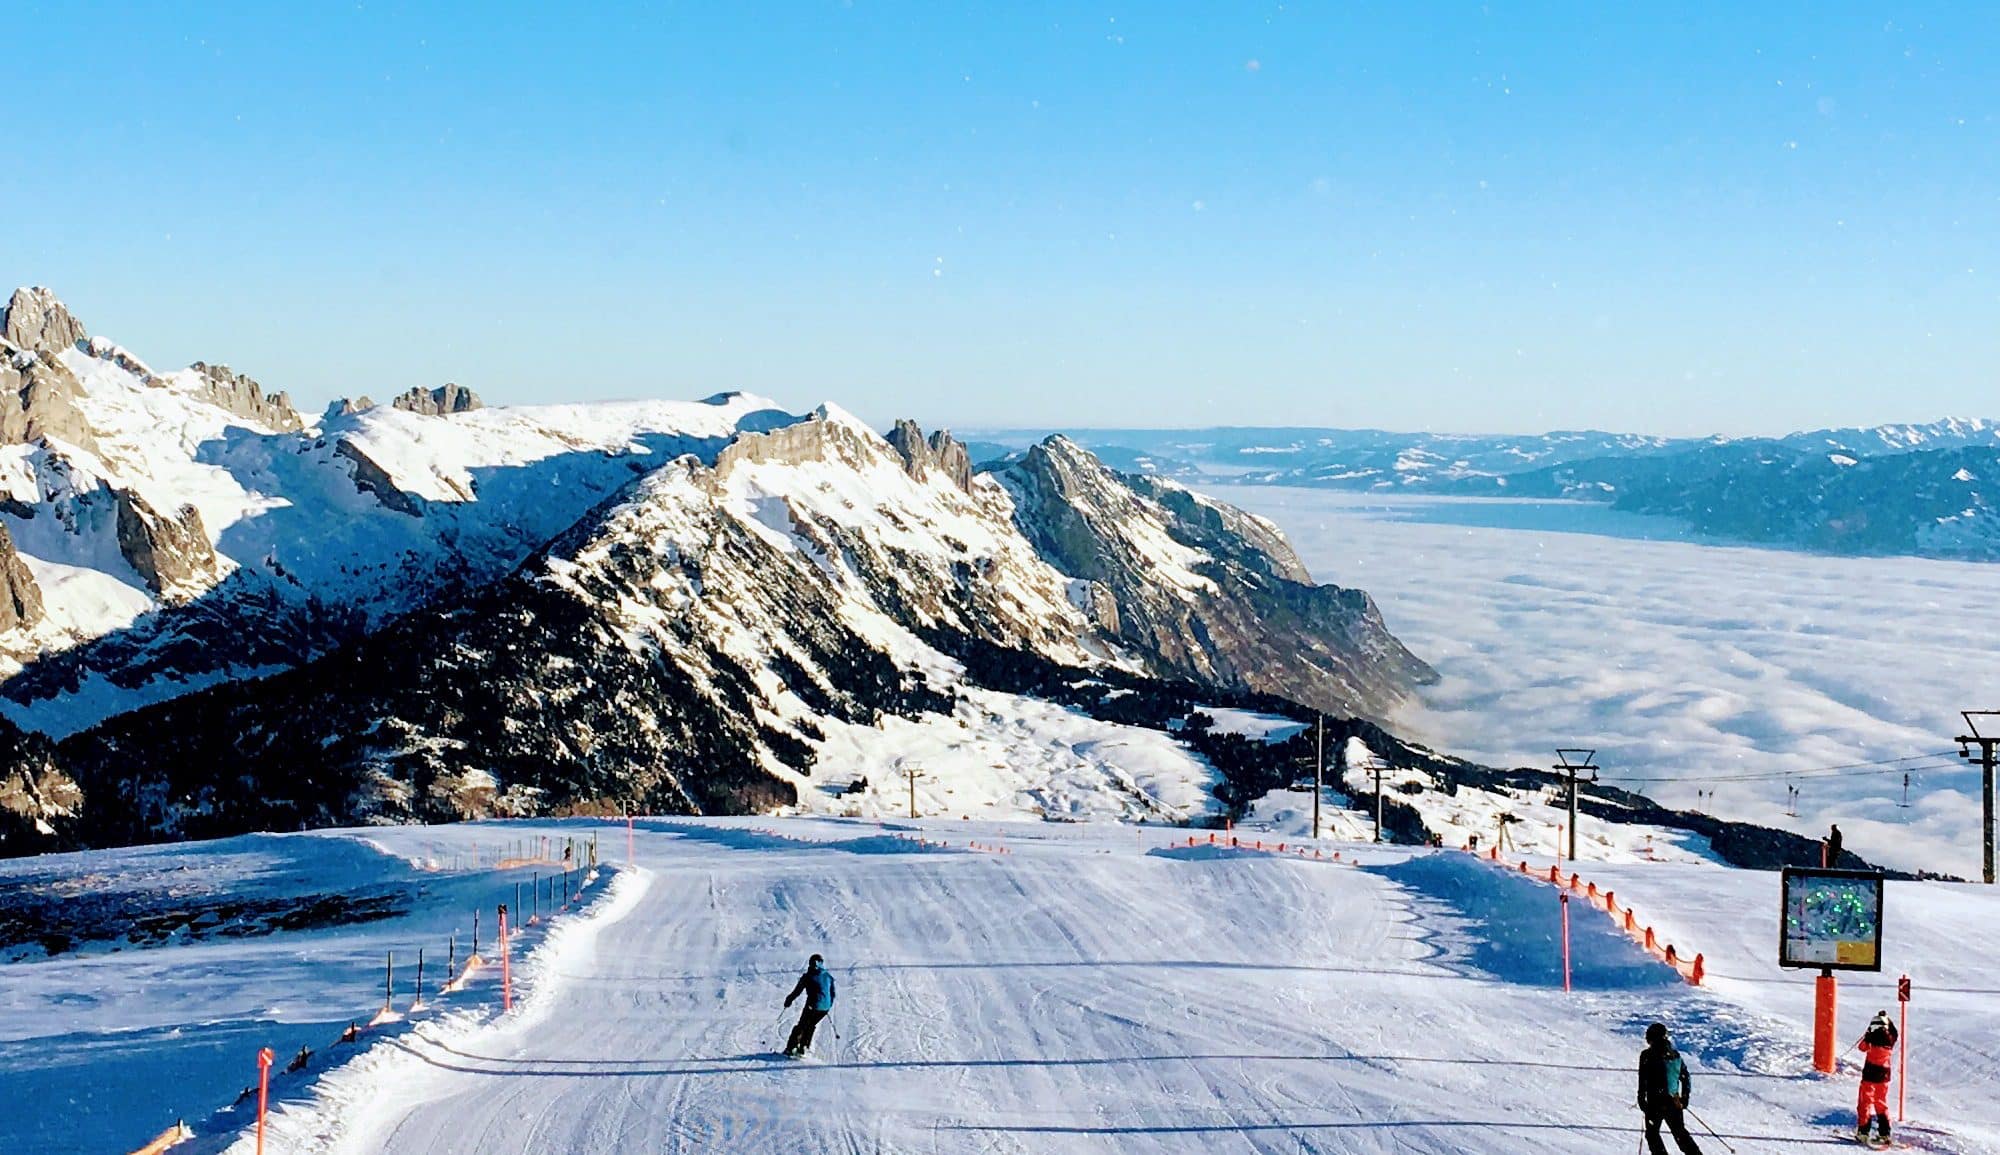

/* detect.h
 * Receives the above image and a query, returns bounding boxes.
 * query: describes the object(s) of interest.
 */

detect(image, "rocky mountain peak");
[188,362,306,432]
[885,420,975,492]
[1000,435,1435,719]
[393,383,483,416]
[2,287,87,357]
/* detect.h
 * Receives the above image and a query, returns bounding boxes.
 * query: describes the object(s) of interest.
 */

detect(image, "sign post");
[1559,892,1572,993]
[498,904,512,1012]
[1897,974,1910,1122]
[1778,867,1886,1076]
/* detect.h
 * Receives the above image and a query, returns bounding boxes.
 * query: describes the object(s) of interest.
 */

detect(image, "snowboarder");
[1826,824,1843,867]
[1854,1009,1899,1146]
[1637,1022,1703,1155]
[782,953,836,1057]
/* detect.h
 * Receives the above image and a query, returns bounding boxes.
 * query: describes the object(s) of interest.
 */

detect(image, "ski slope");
[176,820,1989,1155]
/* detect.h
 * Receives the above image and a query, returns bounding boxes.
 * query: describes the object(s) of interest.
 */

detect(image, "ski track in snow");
[63,819,1972,1155]
[1201,486,2000,878]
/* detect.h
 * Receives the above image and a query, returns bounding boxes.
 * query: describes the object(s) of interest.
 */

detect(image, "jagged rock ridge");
[997,436,1435,719]
[393,383,483,416]
[187,362,305,432]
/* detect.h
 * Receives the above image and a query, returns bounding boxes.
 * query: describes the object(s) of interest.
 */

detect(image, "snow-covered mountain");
[970,420,2000,559]
[0,286,1432,854]
[2,284,805,732]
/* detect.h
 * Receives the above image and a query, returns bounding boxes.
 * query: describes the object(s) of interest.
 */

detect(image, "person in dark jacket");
[1638,1022,1703,1155]
[1826,824,1843,867]
[782,954,836,1057]
[1854,1010,1899,1144]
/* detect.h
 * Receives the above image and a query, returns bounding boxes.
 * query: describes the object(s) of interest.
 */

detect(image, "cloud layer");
[1206,487,2000,876]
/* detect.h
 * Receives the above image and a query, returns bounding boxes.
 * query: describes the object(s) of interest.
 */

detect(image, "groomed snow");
[1201,487,2000,878]
[25,819,1973,1154]
[9,820,1996,1153]
[0,825,618,1153]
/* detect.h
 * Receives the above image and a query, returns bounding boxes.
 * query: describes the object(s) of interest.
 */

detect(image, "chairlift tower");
[1958,712,2000,884]
[898,760,931,820]
[1552,749,1599,862]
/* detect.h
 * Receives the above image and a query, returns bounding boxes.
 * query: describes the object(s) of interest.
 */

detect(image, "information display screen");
[1779,867,1885,972]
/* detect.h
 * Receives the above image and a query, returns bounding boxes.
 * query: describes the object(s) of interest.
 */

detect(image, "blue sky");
[6,2,1996,434]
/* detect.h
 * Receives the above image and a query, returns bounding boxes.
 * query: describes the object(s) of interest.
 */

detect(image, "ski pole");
[1685,1107,1736,1155]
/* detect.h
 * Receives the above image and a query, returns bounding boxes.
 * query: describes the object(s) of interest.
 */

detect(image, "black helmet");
[809,953,823,966]
[1645,1022,1670,1045]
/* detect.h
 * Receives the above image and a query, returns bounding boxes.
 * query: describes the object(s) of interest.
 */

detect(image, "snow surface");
[1189,706,1309,743]
[1202,487,2000,879]
[13,819,1992,1154]
[1245,738,1719,865]
[0,824,618,1153]
[807,687,1222,824]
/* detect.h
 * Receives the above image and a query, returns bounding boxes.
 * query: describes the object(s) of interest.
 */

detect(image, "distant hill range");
[966,420,2000,561]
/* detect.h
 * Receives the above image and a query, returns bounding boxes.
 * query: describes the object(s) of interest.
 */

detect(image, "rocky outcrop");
[1126,474,1313,584]
[334,440,423,516]
[2,342,96,450]
[326,396,377,421]
[0,523,44,632]
[0,716,78,853]
[393,383,483,416]
[188,362,305,432]
[713,413,1101,663]
[1000,436,1435,720]
[114,489,223,601]
[885,419,974,492]
[2,288,87,357]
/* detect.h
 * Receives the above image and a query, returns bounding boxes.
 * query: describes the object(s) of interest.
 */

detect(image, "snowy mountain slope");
[970,419,2000,561]
[972,419,2000,488]
[3,329,802,733]
[31,408,1419,850]
[998,438,1434,719]
[32,817,1983,1155]
[0,823,623,1154]
[2,287,1435,778]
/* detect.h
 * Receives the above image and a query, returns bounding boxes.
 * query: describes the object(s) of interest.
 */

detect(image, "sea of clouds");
[1203,486,2000,877]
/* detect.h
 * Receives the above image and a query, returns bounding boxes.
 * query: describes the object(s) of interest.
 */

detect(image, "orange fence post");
[255,1047,275,1155]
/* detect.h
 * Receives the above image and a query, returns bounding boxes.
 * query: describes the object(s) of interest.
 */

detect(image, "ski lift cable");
[1595,750,1963,785]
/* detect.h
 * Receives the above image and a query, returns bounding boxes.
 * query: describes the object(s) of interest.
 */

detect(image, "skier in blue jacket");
[783,954,836,1057]
[1638,1022,1702,1154]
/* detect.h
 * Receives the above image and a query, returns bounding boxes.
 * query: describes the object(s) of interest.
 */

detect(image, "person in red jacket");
[1854,1009,1899,1145]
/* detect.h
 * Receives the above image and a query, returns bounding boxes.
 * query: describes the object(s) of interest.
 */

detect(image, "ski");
[1829,1130,1911,1150]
